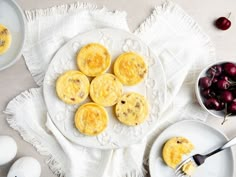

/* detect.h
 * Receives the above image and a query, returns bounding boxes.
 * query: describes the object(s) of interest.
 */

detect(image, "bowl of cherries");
[196,61,236,124]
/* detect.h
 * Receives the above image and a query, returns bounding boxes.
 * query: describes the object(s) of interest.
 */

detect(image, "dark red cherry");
[201,88,216,99]
[204,98,220,110]
[207,65,222,77]
[217,101,225,111]
[215,17,231,30]
[217,79,230,90]
[199,77,212,89]
[223,62,236,77]
[227,101,236,114]
[219,91,233,103]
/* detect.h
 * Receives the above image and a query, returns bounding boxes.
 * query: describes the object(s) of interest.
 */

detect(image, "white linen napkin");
[4,1,215,177]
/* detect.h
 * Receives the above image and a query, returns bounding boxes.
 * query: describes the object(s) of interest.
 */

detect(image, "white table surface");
[0,0,236,177]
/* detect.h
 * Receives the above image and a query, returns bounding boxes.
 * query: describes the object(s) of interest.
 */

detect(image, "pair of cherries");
[215,13,232,30]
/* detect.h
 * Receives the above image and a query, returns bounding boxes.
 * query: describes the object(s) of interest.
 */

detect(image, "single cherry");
[215,13,231,30]
[223,62,236,77]
[201,88,216,99]
[217,101,225,111]
[204,98,220,110]
[207,64,222,77]
[219,91,233,103]
[199,77,212,89]
[227,101,236,114]
[217,79,230,90]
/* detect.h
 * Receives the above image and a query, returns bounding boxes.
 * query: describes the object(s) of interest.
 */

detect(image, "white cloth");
[4,1,215,177]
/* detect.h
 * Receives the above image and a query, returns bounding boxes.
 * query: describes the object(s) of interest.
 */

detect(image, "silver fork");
[175,136,236,177]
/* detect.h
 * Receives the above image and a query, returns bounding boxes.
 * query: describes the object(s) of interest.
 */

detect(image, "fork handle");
[206,136,236,158]
[221,136,236,150]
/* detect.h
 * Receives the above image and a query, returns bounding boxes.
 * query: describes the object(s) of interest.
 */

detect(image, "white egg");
[7,156,41,177]
[0,136,17,166]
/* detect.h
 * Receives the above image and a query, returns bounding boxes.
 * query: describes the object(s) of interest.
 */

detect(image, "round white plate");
[43,28,167,149]
[149,120,234,177]
[0,0,25,71]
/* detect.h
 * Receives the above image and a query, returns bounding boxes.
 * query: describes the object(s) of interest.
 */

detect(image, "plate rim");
[43,27,167,149]
[149,119,235,177]
[0,0,26,71]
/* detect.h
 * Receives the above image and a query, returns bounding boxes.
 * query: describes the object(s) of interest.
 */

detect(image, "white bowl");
[0,0,26,71]
[195,60,236,119]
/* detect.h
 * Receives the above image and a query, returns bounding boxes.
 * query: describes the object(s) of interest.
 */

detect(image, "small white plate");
[149,120,234,177]
[43,28,167,149]
[0,0,25,71]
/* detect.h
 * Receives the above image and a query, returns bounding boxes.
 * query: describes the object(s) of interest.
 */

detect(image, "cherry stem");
[228,80,236,86]
[222,103,228,125]
[222,114,228,125]
[227,78,236,85]
[222,103,232,125]
[210,72,216,82]
[228,12,232,19]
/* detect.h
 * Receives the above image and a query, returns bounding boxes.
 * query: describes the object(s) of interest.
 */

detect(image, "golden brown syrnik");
[114,52,147,86]
[74,102,108,136]
[0,24,12,55]
[77,43,111,77]
[162,137,194,169]
[90,73,123,107]
[115,92,148,126]
[56,70,90,104]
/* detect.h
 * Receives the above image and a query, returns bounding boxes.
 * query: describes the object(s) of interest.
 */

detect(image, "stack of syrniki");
[55,43,149,136]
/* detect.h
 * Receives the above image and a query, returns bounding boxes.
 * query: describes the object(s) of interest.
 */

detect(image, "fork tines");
[174,158,192,177]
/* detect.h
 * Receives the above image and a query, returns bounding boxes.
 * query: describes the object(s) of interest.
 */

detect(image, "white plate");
[43,28,167,149]
[0,0,25,71]
[149,120,234,177]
